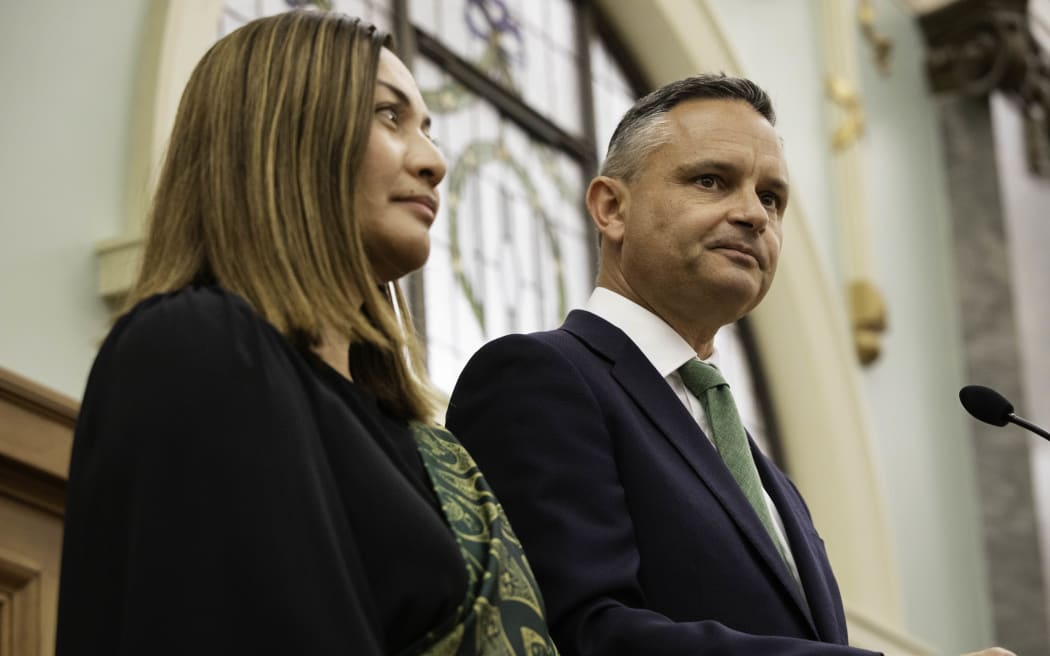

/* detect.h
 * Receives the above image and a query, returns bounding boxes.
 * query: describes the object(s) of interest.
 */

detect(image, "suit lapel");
[562,311,819,636]
[755,451,845,643]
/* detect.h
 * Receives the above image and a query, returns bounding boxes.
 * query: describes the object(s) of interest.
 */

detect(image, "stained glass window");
[408,0,600,399]
[414,56,591,393]
[589,31,637,163]
[213,0,780,457]
[410,0,582,135]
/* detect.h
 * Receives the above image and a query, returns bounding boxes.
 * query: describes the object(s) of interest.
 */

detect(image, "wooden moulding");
[0,551,43,656]
[0,368,78,517]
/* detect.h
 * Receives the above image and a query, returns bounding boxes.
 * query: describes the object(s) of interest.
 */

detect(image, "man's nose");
[727,191,769,232]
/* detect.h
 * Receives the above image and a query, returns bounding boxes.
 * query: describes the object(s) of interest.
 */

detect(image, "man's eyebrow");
[677,159,736,176]
[376,80,432,130]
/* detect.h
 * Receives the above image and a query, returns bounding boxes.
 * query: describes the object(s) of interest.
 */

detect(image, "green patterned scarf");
[403,424,559,656]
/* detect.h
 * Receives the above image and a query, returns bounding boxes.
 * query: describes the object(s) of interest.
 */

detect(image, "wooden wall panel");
[0,367,76,656]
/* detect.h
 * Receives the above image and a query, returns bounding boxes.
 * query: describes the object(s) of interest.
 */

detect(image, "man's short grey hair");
[599,74,776,181]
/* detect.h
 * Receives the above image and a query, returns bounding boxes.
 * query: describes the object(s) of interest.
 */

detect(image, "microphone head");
[959,385,1014,427]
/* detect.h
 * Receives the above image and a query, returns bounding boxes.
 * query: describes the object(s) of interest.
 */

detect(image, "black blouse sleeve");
[57,288,384,655]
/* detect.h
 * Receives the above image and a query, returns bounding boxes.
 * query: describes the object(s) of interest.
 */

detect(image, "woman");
[55,11,556,655]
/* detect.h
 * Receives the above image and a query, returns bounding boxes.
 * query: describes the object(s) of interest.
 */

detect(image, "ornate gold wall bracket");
[827,75,866,151]
[849,279,889,365]
[859,0,894,74]
[820,0,888,367]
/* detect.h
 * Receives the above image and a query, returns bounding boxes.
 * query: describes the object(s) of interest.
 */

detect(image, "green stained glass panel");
[415,56,591,394]
[588,32,638,165]
[409,0,582,135]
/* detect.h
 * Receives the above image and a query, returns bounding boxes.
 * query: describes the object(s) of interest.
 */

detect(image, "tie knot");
[678,359,727,397]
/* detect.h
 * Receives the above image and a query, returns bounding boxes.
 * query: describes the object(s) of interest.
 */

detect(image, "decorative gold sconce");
[819,0,891,366]
[859,0,894,74]
[826,75,866,151]
[849,279,889,366]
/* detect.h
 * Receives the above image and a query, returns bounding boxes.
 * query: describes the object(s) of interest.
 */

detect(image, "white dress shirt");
[583,287,803,586]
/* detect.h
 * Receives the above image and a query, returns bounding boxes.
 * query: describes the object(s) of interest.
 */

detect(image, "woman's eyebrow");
[376,80,432,130]
[377,80,410,105]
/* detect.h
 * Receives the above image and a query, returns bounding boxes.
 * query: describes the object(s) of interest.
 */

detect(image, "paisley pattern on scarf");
[404,424,558,656]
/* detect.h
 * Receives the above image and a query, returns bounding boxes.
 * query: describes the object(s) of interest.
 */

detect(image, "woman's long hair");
[126,10,438,423]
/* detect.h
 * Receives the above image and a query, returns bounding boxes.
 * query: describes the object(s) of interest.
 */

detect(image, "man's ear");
[586,175,628,243]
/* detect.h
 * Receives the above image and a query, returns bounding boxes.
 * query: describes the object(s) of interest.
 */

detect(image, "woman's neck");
[313,326,352,380]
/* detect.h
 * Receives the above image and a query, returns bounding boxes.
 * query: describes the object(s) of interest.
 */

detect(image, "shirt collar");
[583,287,719,377]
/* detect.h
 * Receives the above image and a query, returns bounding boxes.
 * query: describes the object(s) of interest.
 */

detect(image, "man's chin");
[710,275,767,312]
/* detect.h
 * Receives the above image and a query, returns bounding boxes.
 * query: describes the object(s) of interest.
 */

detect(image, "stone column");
[940,93,1048,654]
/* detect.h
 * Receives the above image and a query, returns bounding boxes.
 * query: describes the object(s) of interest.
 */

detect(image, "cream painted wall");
[856,5,992,654]
[0,0,150,399]
[707,0,991,652]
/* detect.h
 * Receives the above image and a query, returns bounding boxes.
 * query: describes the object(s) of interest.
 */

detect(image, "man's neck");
[594,276,722,358]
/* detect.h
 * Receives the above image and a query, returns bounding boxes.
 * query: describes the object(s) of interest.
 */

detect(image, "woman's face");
[355,48,447,283]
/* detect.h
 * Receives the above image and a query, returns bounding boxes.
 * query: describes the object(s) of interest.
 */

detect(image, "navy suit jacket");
[447,310,882,655]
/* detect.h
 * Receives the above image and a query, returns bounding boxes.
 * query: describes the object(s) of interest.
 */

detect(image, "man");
[446,75,1012,655]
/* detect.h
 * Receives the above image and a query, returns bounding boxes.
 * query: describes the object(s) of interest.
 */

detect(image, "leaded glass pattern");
[589,33,637,164]
[221,0,393,36]
[415,56,591,394]
[410,0,582,135]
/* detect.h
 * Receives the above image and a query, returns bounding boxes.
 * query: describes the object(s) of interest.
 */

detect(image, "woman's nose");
[411,134,447,187]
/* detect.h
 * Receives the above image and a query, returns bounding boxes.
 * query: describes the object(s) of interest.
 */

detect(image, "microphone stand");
[1008,413,1050,441]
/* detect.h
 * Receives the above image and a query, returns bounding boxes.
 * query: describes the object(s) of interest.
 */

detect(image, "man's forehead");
[667,99,777,134]
[668,124,785,162]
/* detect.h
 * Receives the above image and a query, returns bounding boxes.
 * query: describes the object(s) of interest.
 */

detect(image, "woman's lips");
[392,196,438,223]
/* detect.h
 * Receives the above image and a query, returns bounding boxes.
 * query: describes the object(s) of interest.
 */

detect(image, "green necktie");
[678,359,793,567]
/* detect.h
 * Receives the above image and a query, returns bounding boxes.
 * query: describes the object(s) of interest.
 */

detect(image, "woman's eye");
[377,107,399,123]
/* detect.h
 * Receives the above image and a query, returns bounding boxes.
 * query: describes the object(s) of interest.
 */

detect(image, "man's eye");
[760,193,780,209]
[697,175,718,188]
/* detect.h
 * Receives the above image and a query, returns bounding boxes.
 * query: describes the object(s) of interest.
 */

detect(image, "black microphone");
[959,385,1050,441]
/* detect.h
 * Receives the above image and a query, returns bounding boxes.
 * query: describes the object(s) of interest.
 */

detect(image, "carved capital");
[918,0,1050,175]
[920,0,1029,95]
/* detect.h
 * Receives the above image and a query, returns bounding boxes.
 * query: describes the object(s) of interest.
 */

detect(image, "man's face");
[616,98,789,325]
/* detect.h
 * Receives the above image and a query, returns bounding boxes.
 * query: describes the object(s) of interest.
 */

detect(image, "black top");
[56,286,467,655]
